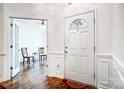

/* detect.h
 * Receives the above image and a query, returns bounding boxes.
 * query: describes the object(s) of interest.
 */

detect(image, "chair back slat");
[38,47,45,54]
[21,48,28,57]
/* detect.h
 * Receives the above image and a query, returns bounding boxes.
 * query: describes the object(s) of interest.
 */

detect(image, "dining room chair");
[38,47,47,62]
[21,47,35,64]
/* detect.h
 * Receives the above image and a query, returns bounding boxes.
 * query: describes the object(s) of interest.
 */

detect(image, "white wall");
[112,4,124,88]
[1,3,55,81]
[0,4,5,81]
[113,4,124,64]
[0,4,4,52]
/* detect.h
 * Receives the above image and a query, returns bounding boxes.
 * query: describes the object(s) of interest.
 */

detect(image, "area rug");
[47,76,96,89]
[0,80,10,89]
[0,85,6,89]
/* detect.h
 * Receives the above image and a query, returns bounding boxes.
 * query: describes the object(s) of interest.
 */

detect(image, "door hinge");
[10,45,13,48]
[10,66,13,80]
[94,46,96,51]
[10,66,13,70]
[10,23,13,27]
[94,73,95,80]
[94,19,95,24]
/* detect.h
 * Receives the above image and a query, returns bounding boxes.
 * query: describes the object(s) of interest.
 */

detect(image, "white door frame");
[64,9,98,87]
[9,17,49,78]
[10,18,20,78]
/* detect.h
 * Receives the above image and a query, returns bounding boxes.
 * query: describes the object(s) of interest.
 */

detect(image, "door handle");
[64,50,68,53]
[65,46,68,53]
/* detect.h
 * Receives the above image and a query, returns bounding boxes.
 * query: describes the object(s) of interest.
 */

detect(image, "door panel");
[79,32,88,56]
[65,12,95,85]
[69,33,77,49]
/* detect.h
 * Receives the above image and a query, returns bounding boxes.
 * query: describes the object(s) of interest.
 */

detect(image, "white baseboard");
[97,85,110,89]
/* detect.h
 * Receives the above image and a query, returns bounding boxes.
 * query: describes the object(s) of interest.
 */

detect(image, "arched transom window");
[70,19,88,29]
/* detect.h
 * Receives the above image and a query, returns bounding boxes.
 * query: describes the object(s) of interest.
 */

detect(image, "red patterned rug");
[57,79,96,89]
[47,77,96,89]
[0,85,6,89]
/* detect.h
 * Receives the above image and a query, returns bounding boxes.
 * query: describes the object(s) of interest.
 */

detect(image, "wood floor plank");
[0,61,96,89]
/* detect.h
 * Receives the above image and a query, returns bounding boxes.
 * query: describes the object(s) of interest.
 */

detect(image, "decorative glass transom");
[70,19,88,29]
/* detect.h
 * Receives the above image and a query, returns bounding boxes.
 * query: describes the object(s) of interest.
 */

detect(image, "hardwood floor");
[0,60,50,89]
[0,60,96,89]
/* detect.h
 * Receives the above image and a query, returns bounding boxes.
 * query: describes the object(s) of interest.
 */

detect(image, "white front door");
[10,18,20,77]
[65,12,95,85]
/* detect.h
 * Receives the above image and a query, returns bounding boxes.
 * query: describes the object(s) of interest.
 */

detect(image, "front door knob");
[64,51,68,53]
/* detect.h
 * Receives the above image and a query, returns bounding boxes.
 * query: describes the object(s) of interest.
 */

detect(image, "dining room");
[10,18,48,78]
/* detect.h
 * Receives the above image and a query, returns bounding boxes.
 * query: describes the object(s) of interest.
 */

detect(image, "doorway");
[64,11,95,85]
[10,17,48,78]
